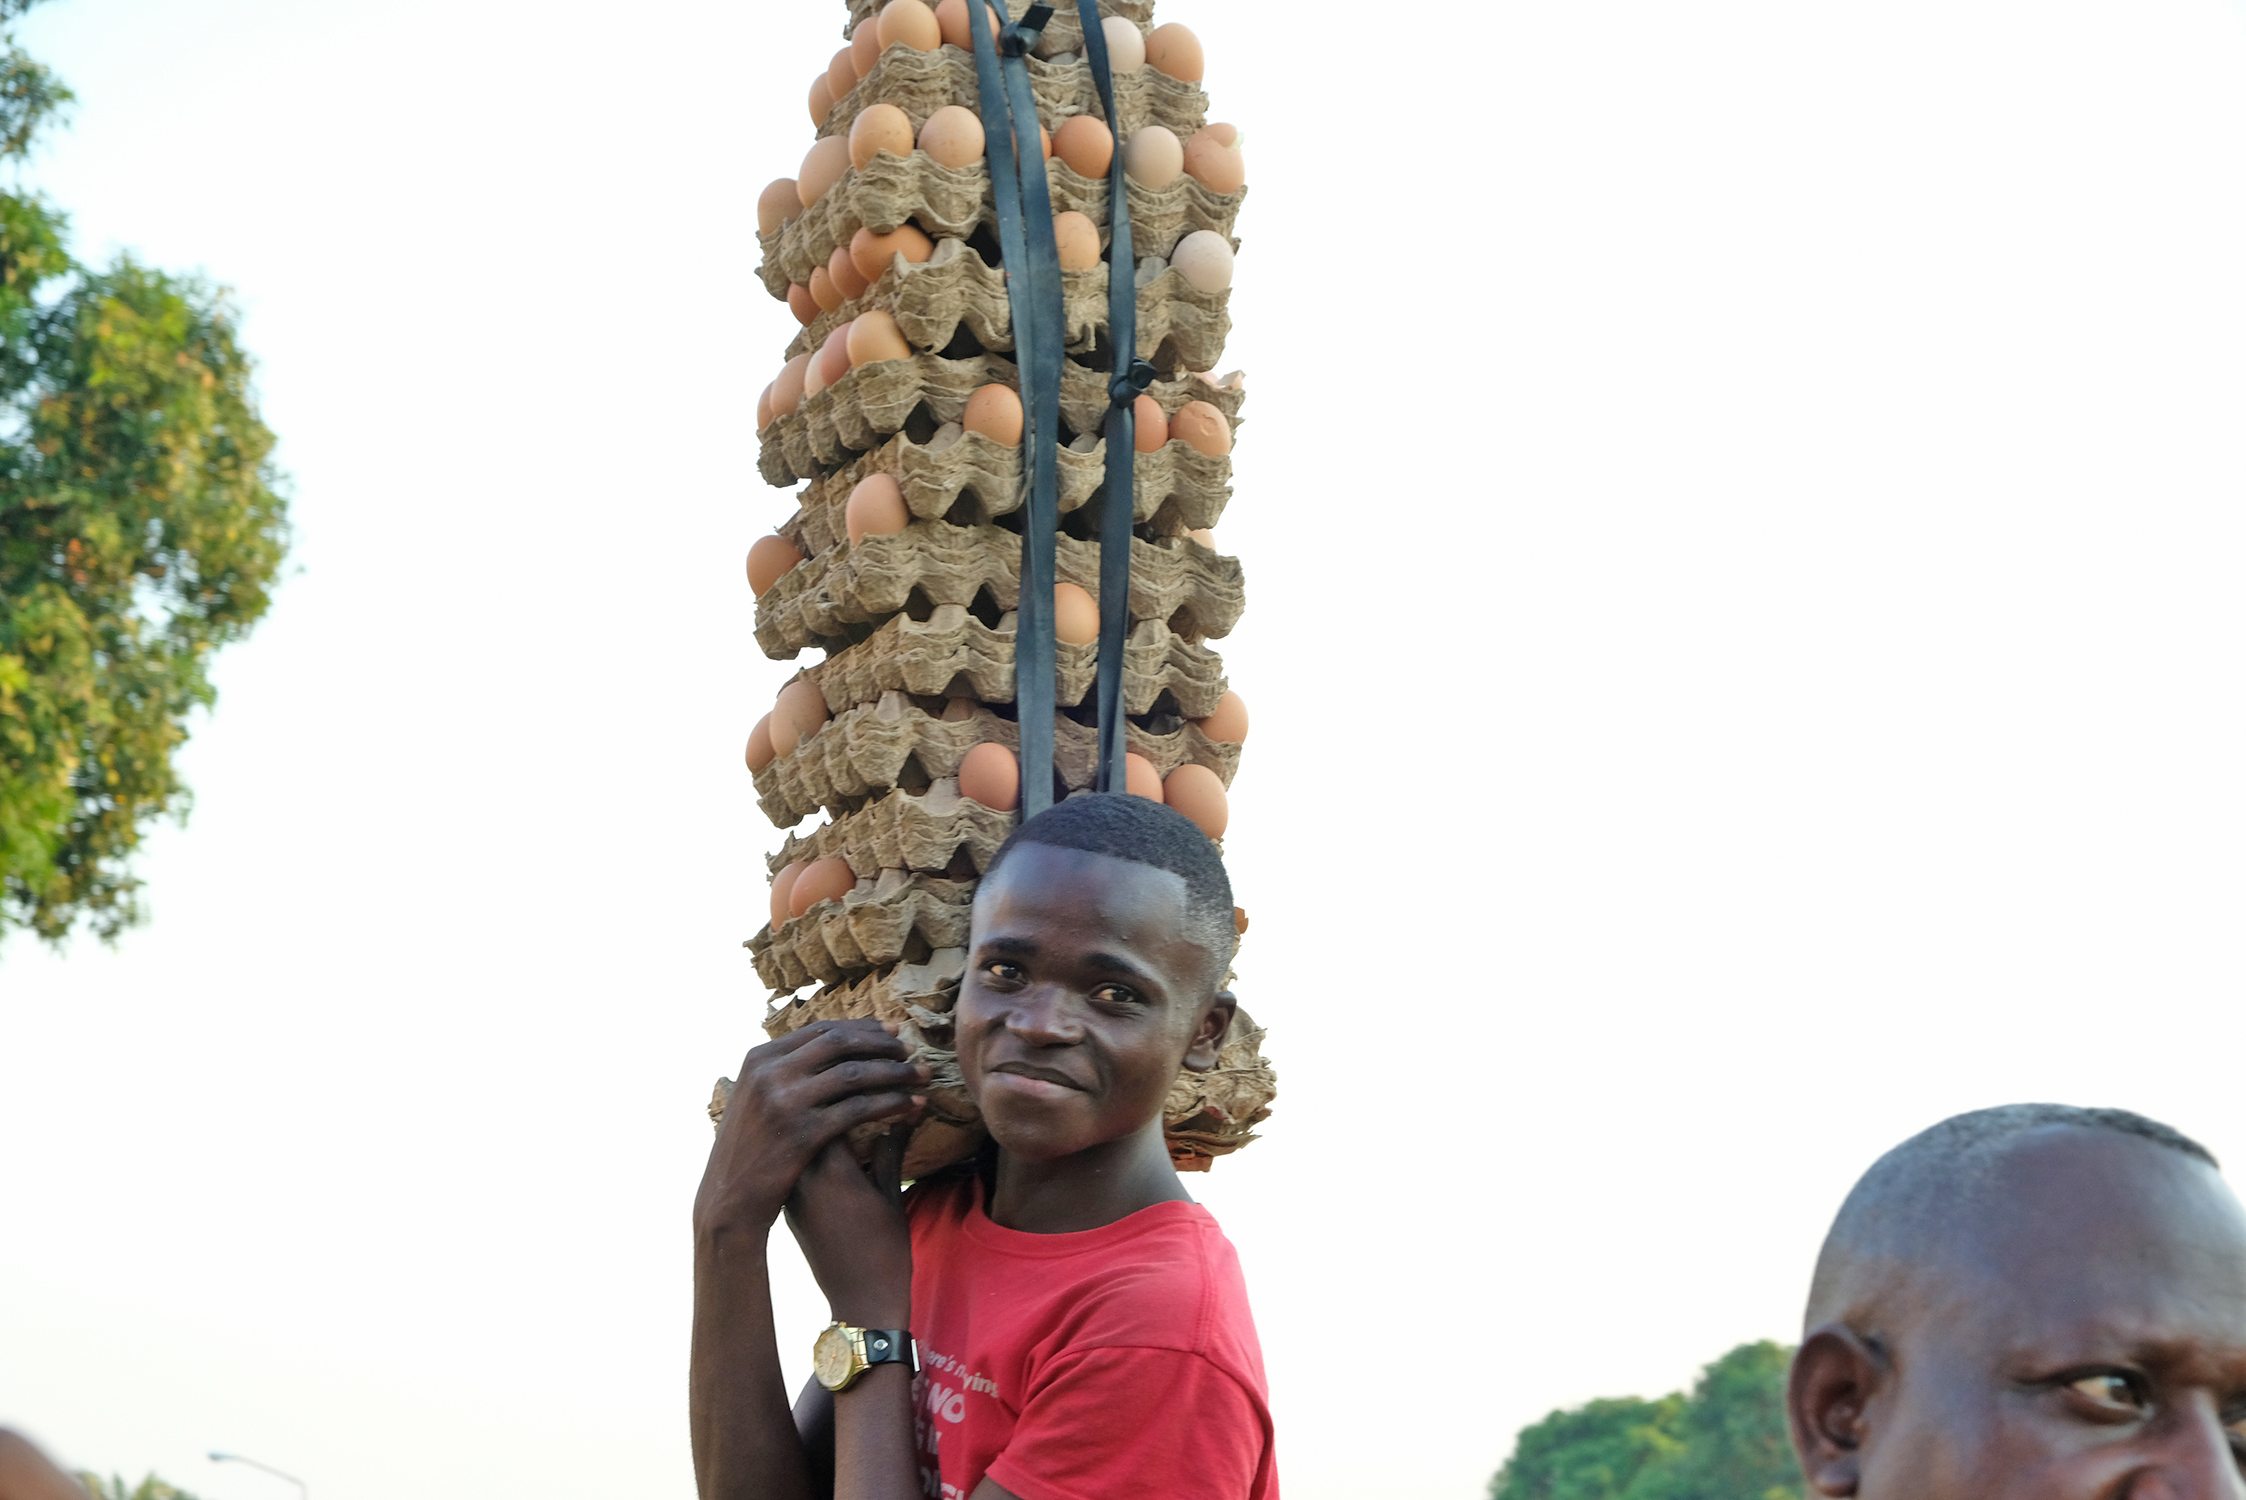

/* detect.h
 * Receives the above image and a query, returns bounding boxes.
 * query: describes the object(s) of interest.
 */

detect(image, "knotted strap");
[965,2,1065,819]
[1077,0,1151,795]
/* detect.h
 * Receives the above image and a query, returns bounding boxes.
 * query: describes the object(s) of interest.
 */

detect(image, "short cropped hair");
[1805,1103,2218,1328]
[984,793,1237,986]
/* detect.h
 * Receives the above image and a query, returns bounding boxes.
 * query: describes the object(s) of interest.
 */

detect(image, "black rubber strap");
[968,1,1064,819]
[1078,0,1148,796]
[861,1329,915,1372]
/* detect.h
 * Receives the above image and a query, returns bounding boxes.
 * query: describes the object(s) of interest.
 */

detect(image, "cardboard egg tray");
[816,42,1206,157]
[789,241,1233,376]
[753,689,1242,827]
[755,525,1242,657]
[751,871,976,990]
[806,606,1230,719]
[767,781,1018,880]
[758,150,1242,301]
[722,1,1271,1177]
[840,0,1153,58]
[782,425,1232,552]
[761,352,1244,486]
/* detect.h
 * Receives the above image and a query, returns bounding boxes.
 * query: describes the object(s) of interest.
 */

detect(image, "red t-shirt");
[904,1173,1278,1500]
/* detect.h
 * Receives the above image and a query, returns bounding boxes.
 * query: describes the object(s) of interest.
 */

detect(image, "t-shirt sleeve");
[982,1345,1270,1500]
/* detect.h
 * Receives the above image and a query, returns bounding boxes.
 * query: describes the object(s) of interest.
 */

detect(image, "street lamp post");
[207,1451,308,1499]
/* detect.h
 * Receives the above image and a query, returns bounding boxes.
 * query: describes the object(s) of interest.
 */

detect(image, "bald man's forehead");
[1939,1130,2246,1360]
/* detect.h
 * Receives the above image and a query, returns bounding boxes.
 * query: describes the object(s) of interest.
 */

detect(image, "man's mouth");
[989,1061,1086,1092]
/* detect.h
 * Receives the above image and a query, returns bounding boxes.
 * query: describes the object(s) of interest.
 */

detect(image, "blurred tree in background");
[0,0,288,944]
[1490,1342,1799,1500]
[76,1476,202,1500]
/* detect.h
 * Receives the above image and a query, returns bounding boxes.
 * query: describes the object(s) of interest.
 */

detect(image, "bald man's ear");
[1788,1326,1885,1497]
[1183,989,1236,1073]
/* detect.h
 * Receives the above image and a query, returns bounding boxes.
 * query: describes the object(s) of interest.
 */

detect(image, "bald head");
[1789,1105,2246,1500]
[1805,1104,2220,1333]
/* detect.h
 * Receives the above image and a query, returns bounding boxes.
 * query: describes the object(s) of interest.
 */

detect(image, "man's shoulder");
[1031,1204,1262,1375]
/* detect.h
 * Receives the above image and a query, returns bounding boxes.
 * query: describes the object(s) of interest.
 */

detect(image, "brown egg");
[850,103,917,170]
[880,0,943,49]
[1053,210,1102,271]
[1171,399,1232,457]
[940,697,979,722]
[1162,763,1228,838]
[846,473,910,545]
[788,856,857,919]
[1052,115,1115,178]
[1124,125,1183,188]
[851,18,883,76]
[1183,125,1246,194]
[1039,123,1052,160]
[770,680,830,756]
[755,383,775,432]
[847,309,913,366]
[770,860,805,928]
[1144,22,1204,82]
[1123,393,1167,452]
[808,323,854,397]
[786,282,819,325]
[1232,905,1249,937]
[826,46,859,102]
[798,135,852,206]
[963,383,1024,445]
[808,265,843,313]
[1196,690,1248,744]
[934,0,1000,49]
[1170,230,1235,294]
[1053,582,1099,645]
[759,179,802,237]
[1124,752,1165,802]
[850,223,937,283]
[747,534,806,597]
[827,245,870,300]
[809,75,834,128]
[1101,15,1146,72]
[919,106,986,168]
[1187,527,1218,550]
[771,353,812,416]
[746,715,777,773]
[957,742,1021,811]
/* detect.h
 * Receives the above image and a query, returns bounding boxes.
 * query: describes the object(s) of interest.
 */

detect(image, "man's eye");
[983,962,1023,983]
[2065,1372,2149,1415]
[1092,984,1140,1007]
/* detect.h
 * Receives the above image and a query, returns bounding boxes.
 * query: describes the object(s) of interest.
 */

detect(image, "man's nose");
[1003,985,1082,1045]
[2134,1394,2246,1500]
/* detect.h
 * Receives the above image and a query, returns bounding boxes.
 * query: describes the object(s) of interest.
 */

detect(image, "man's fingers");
[798,1056,929,1108]
[798,1020,910,1071]
[785,1090,921,1167]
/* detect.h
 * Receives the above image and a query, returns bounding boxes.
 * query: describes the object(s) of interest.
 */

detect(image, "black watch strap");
[862,1329,915,1372]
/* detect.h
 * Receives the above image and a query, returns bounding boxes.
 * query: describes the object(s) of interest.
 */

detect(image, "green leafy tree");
[1488,1395,1686,1500]
[0,0,288,943]
[1491,1343,1800,1500]
[75,1476,203,1500]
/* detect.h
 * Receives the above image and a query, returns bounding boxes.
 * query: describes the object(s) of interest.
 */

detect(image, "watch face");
[812,1325,857,1391]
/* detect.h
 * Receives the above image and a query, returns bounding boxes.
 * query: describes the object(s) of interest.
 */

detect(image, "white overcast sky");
[5,2,2246,1498]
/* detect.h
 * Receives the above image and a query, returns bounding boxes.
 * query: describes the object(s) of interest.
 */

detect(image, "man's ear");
[1787,1325,1884,1497]
[1183,989,1236,1073]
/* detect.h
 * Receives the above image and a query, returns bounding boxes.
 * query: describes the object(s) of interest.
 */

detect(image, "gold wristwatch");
[812,1321,914,1393]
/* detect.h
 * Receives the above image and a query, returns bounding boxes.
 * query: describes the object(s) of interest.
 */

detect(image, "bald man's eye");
[2062,1371,2150,1418]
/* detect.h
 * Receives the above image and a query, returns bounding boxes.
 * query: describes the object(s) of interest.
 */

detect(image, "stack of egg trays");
[748,0,1273,1177]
